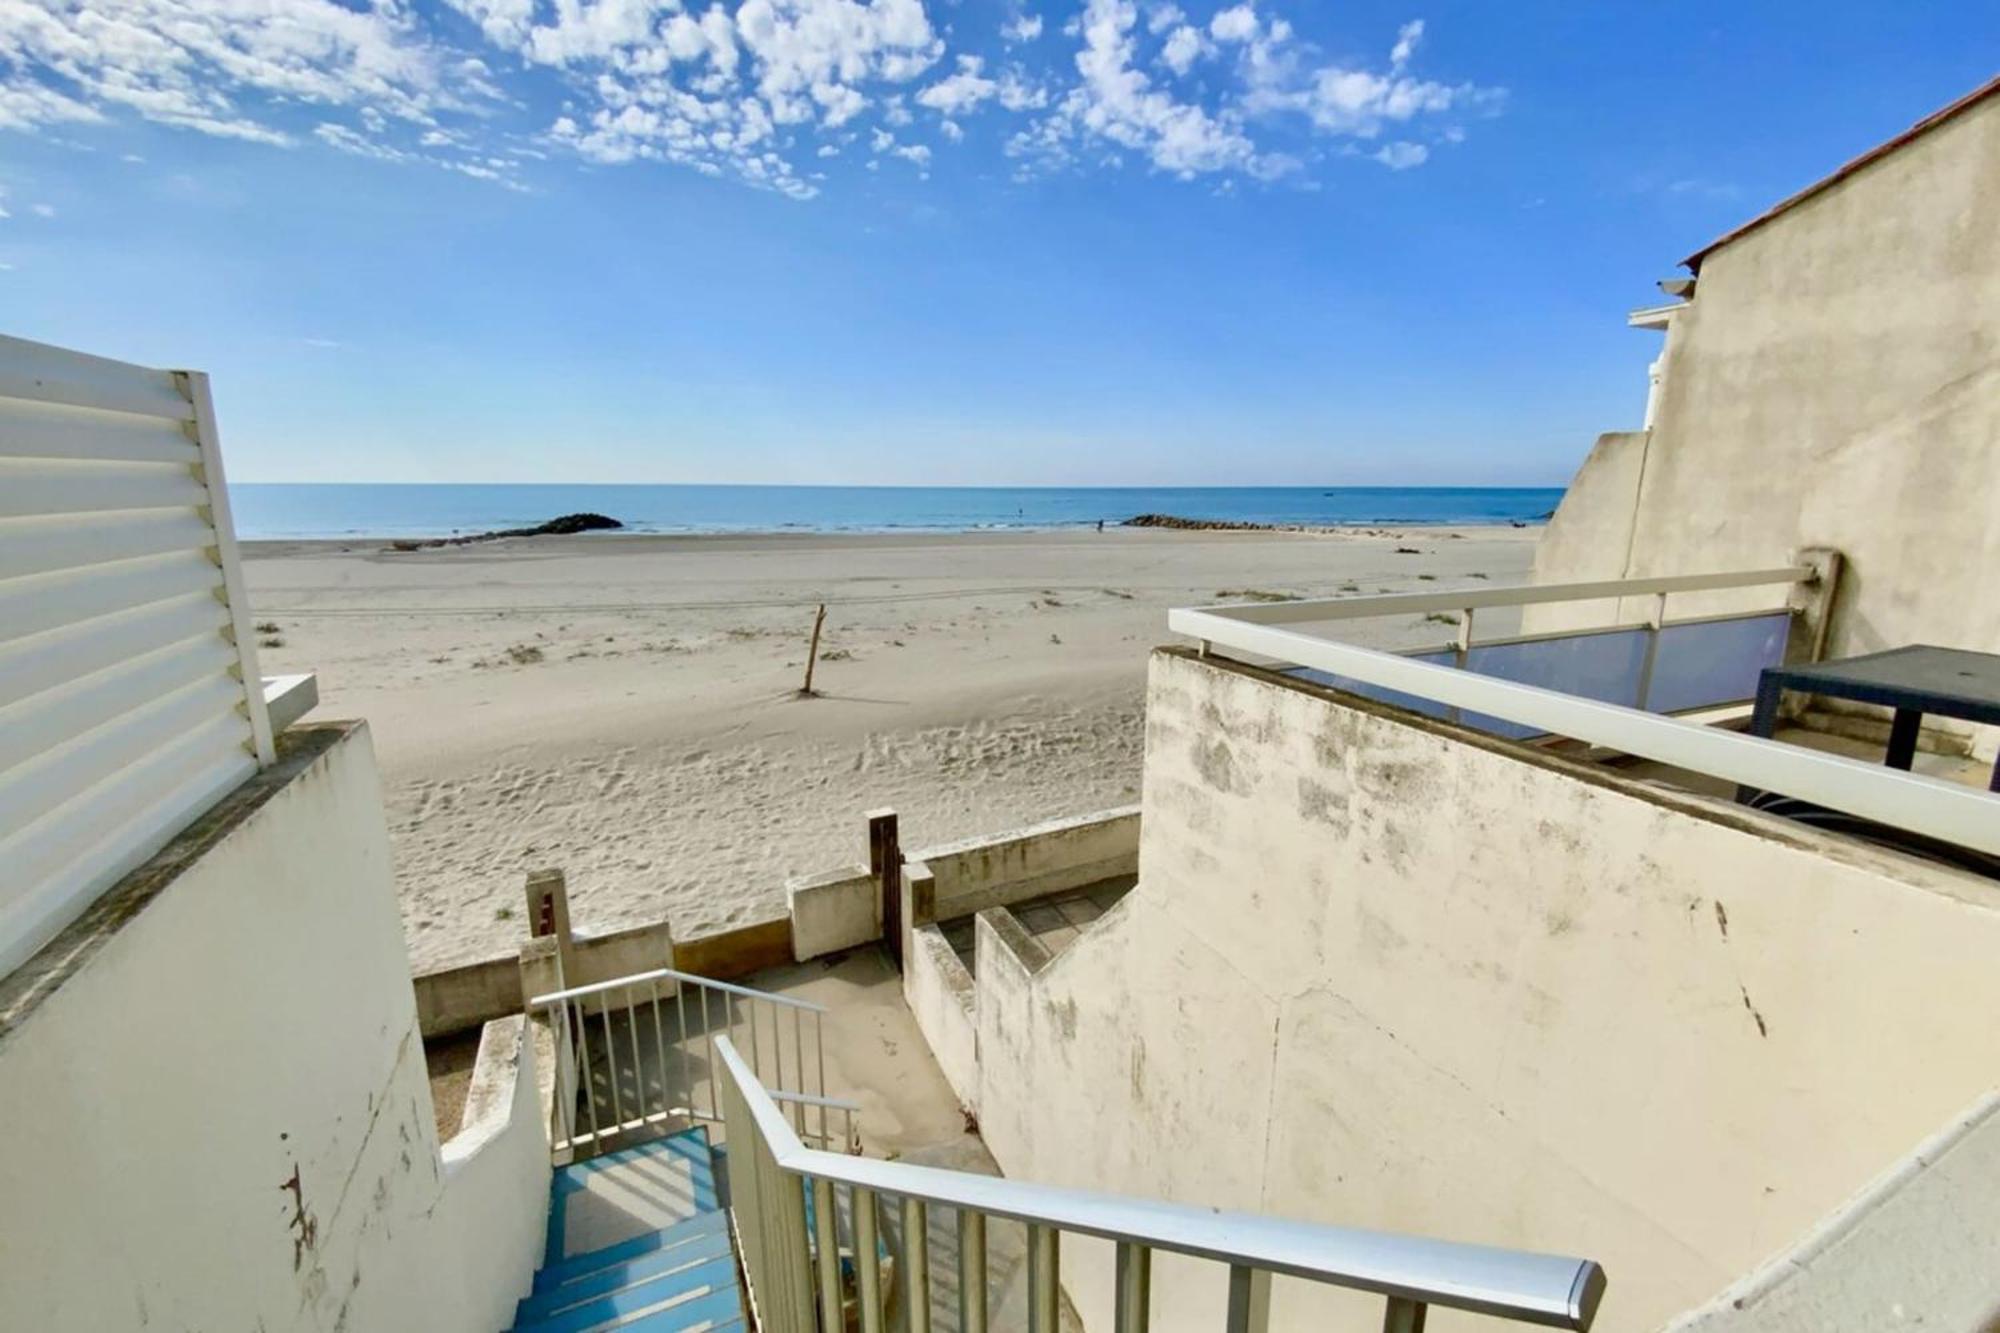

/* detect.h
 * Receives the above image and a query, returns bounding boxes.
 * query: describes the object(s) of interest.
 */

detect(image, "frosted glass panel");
[1647,613,1790,714]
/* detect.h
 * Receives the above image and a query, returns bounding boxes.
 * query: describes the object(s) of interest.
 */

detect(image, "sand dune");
[242,525,1536,972]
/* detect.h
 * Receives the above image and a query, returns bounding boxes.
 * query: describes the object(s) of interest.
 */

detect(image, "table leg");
[1737,675,1785,804]
[1885,708,1921,771]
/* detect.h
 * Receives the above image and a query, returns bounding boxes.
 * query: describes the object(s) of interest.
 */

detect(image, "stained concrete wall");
[906,921,979,1110]
[1665,1089,2000,1333]
[0,724,548,1332]
[1533,92,2000,758]
[1524,430,1651,635]
[972,650,2000,1331]
[917,806,1140,921]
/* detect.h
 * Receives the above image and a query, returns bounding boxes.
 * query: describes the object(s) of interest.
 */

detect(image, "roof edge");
[1681,72,2000,272]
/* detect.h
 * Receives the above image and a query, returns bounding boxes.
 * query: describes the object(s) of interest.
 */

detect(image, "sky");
[0,3,1993,485]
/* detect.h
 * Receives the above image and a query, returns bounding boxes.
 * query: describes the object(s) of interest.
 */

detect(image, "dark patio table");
[1749,644,2000,792]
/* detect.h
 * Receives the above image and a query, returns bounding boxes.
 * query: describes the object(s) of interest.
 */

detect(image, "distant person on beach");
[1097,519,1104,532]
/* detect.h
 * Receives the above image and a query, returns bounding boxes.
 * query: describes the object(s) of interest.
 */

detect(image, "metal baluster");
[815,1010,829,1145]
[703,985,719,1123]
[902,1197,931,1333]
[625,984,645,1129]
[1114,1242,1151,1333]
[958,1210,987,1333]
[749,995,763,1088]
[601,998,624,1131]
[675,980,690,1119]
[854,1187,883,1333]
[1224,1266,1270,1333]
[1027,1224,1059,1333]
[577,999,602,1144]
[648,979,668,1126]
[792,1006,807,1132]
[1635,591,1668,712]
[1382,1297,1427,1333]
[813,1177,840,1333]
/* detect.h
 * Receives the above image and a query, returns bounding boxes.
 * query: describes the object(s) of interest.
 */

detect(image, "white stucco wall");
[1523,430,1651,635]
[1534,92,2000,757]
[972,650,2000,1331]
[0,723,548,1332]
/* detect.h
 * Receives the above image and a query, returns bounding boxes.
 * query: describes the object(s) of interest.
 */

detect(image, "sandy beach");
[242,525,1537,972]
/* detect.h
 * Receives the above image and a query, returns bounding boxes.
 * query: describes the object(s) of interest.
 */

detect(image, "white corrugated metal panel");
[0,335,275,978]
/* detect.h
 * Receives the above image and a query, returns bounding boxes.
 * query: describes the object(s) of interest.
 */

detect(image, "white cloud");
[29,201,54,217]
[1002,13,1043,44]
[1373,140,1426,170]
[1390,19,1423,68]
[1209,4,1257,44]
[0,0,1498,198]
[1159,25,1207,76]
[916,55,997,115]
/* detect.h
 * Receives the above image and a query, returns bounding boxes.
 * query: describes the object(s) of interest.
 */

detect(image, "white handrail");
[716,1036,1604,1329]
[1192,566,1807,627]
[530,964,829,1012]
[1169,607,2000,857]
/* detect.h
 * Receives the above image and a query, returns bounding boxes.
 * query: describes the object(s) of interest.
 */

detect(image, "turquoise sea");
[231,484,1563,541]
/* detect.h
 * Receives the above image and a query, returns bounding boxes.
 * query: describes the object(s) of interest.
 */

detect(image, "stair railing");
[718,1035,1604,1333]
[529,966,853,1159]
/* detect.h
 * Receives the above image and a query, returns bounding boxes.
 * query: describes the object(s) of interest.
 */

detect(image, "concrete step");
[511,1274,740,1332]
[533,1209,729,1293]
[515,1228,732,1322]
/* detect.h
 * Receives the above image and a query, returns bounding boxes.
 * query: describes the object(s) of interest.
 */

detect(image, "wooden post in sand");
[800,602,828,696]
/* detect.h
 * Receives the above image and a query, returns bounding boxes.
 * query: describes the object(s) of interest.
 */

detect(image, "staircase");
[510,1128,745,1333]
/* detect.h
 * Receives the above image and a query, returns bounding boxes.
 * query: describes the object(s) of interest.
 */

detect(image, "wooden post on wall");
[524,868,577,991]
[867,808,902,969]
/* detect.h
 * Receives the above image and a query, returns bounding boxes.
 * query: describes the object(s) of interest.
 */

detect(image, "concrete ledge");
[415,913,793,1039]
[788,863,877,961]
[917,806,1140,923]
[1665,1089,2000,1332]
[906,923,979,1112]
[975,905,1051,976]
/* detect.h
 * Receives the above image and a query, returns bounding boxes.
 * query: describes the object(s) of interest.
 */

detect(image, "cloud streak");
[0,2,1500,197]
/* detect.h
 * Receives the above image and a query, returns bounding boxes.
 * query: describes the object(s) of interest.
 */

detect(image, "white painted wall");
[915,806,1139,921]
[0,723,548,1332]
[972,650,2000,1331]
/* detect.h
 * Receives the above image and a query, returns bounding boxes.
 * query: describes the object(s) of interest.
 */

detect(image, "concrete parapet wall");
[905,921,979,1111]
[788,863,878,962]
[915,806,1140,922]
[0,723,548,1333]
[968,649,2000,1332]
[1665,1089,2000,1333]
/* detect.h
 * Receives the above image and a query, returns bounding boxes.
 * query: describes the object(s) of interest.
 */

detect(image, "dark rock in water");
[1124,513,1281,532]
[531,512,623,535]
[384,512,624,551]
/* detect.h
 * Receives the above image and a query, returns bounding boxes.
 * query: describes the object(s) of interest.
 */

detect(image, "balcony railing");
[1168,567,1999,859]
[717,1035,1605,1333]
[529,965,855,1160]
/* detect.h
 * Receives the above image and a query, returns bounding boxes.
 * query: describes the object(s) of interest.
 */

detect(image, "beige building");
[1531,74,2000,772]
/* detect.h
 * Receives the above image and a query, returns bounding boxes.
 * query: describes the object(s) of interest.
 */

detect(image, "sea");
[231,484,1564,542]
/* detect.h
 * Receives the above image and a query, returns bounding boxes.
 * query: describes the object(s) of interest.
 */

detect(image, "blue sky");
[1,2,1993,485]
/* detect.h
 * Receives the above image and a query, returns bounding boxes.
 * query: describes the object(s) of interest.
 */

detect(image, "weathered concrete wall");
[1665,1089,2000,1333]
[916,806,1140,922]
[1535,94,2000,757]
[973,650,2000,1331]
[906,921,979,1111]
[0,724,547,1332]
[788,863,878,962]
[431,1014,552,1331]
[1523,430,1650,634]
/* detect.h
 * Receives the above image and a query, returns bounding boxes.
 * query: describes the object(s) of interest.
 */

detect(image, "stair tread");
[510,1255,738,1333]
[536,1210,729,1290]
[517,1233,732,1320]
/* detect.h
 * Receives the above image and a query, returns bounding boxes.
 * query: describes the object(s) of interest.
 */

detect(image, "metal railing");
[529,966,855,1159]
[718,1036,1604,1333]
[1169,568,2000,857]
